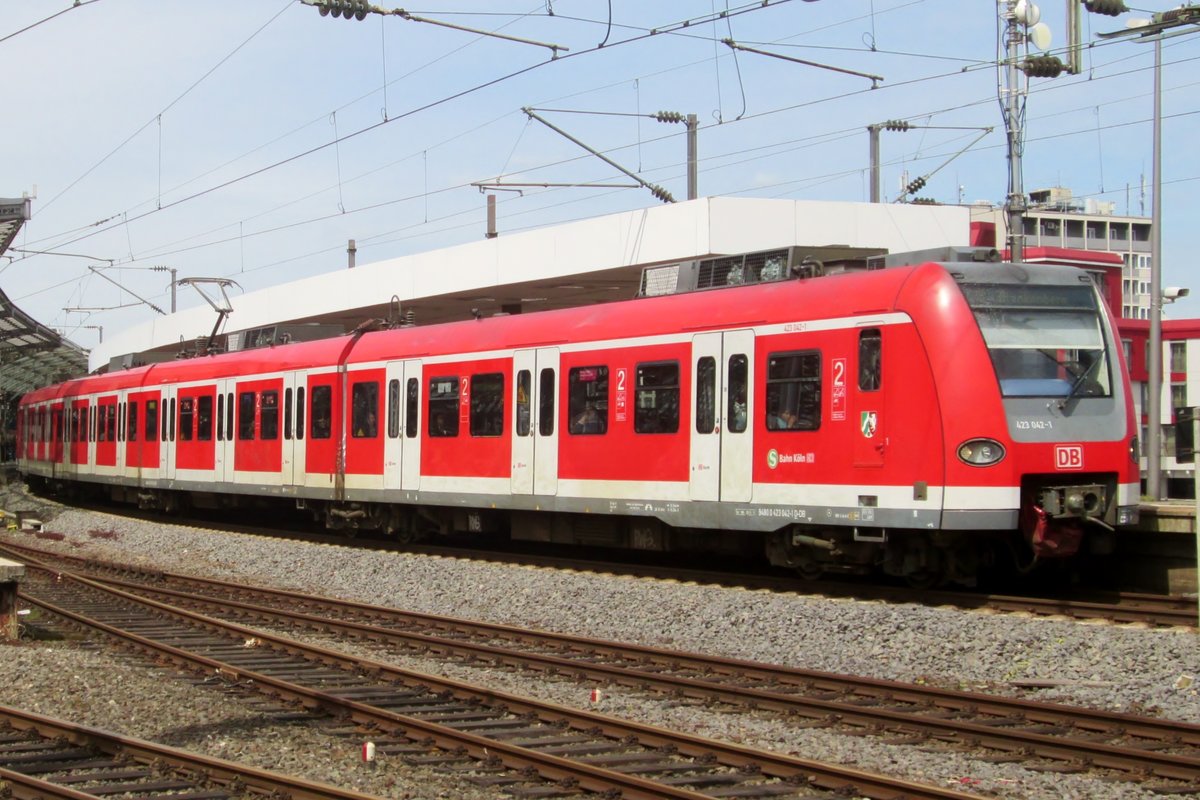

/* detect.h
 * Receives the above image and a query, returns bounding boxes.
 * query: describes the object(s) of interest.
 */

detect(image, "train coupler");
[1021,504,1084,558]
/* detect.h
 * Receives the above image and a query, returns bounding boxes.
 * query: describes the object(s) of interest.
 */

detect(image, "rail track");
[11,552,991,800]
[7,541,1200,796]
[6,505,1198,629]
[0,704,383,800]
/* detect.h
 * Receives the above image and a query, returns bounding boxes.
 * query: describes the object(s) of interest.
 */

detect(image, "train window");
[197,396,211,441]
[238,392,256,440]
[119,402,126,441]
[97,408,106,442]
[568,366,608,435]
[261,391,279,440]
[145,400,157,442]
[634,361,680,434]
[765,351,821,432]
[179,398,194,441]
[161,400,168,442]
[351,382,378,439]
[311,385,332,439]
[538,369,555,437]
[405,378,418,439]
[284,388,293,440]
[859,329,881,392]
[170,398,176,441]
[296,387,305,441]
[217,394,225,441]
[428,376,459,437]
[470,373,504,437]
[516,370,532,437]
[387,379,400,439]
[696,357,716,434]
[226,393,234,441]
[728,355,748,434]
[128,402,138,442]
[107,405,116,442]
[70,408,79,442]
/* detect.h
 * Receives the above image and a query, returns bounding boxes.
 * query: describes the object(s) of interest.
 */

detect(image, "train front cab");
[916,260,1140,573]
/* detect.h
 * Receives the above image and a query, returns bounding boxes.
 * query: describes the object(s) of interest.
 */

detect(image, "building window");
[1170,341,1187,373]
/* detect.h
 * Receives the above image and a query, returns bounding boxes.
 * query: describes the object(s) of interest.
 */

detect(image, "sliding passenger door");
[689,330,754,503]
[399,360,422,492]
[511,348,559,495]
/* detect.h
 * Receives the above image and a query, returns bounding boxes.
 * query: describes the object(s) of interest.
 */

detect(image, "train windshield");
[961,283,1111,399]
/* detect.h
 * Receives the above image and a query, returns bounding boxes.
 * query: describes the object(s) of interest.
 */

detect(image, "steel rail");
[0,704,386,800]
[16,565,984,800]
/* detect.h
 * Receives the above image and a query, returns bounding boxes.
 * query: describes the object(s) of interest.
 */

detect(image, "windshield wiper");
[1060,346,1107,407]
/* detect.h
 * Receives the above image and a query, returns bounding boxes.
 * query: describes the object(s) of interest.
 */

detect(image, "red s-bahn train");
[17,247,1140,586]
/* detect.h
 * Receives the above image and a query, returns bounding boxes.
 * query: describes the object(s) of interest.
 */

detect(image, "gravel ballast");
[1,488,1197,800]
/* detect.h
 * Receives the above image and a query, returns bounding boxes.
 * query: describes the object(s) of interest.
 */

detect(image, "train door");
[344,367,385,492]
[689,330,754,502]
[214,380,235,486]
[851,327,886,469]
[160,385,176,483]
[510,348,559,495]
[280,373,300,487]
[382,362,405,491]
[303,371,340,492]
[399,360,422,491]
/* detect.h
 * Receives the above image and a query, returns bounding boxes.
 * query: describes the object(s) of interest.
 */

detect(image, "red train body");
[17,250,1141,585]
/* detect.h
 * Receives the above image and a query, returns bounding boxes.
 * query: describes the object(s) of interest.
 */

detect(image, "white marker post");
[362,741,376,768]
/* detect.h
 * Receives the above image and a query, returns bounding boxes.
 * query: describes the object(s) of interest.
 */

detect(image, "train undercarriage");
[28,472,1121,589]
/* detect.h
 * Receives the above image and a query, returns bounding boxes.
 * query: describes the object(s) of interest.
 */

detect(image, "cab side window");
[859,329,881,392]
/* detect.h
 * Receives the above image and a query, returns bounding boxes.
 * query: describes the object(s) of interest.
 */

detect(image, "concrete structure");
[0,557,24,641]
[91,197,969,372]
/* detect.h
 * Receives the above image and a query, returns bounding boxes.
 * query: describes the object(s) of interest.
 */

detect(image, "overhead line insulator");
[1083,0,1128,17]
[883,119,911,132]
[1021,55,1065,78]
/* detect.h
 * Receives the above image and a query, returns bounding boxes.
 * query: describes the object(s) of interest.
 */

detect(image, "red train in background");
[17,247,1141,586]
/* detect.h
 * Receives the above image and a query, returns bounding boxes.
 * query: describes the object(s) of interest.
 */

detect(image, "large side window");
[568,366,608,435]
[261,391,279,440]
[696,357,716,434]
[470,373,504,437]
[728,354,748,433]
[238,392,256,440]
[634,361,680,434]
[765,351,821,431]
[387,379,401,439]
[429,376,459,437]
[179,398,195,441]
[107,405,117,442]
[859,328,881,392]
[351,381,378,438]
[538,368,555,436]
[311,385,332,439]
[197,396,212,441]
[405,378,419,438]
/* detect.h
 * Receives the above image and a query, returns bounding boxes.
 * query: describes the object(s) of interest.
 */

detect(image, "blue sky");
[4,0,1198,347]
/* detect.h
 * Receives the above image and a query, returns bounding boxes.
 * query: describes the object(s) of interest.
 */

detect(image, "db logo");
[1055,445,1084,471]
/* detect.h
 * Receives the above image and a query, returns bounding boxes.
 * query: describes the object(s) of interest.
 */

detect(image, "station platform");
[0,557,24,641]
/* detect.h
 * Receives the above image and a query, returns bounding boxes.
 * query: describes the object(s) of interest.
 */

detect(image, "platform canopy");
[0,198,89,396]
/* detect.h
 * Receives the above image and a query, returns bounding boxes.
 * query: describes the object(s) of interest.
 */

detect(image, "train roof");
[20,254,1099,404]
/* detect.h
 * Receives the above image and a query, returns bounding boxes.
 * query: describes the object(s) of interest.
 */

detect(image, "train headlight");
[1129,435,1140,464]
[957,438,1005,466]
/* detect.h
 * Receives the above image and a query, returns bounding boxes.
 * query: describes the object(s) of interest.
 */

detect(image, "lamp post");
[1100,6,1200,499]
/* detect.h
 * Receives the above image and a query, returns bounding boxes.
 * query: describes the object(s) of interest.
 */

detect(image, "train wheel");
[904,568,944,590]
